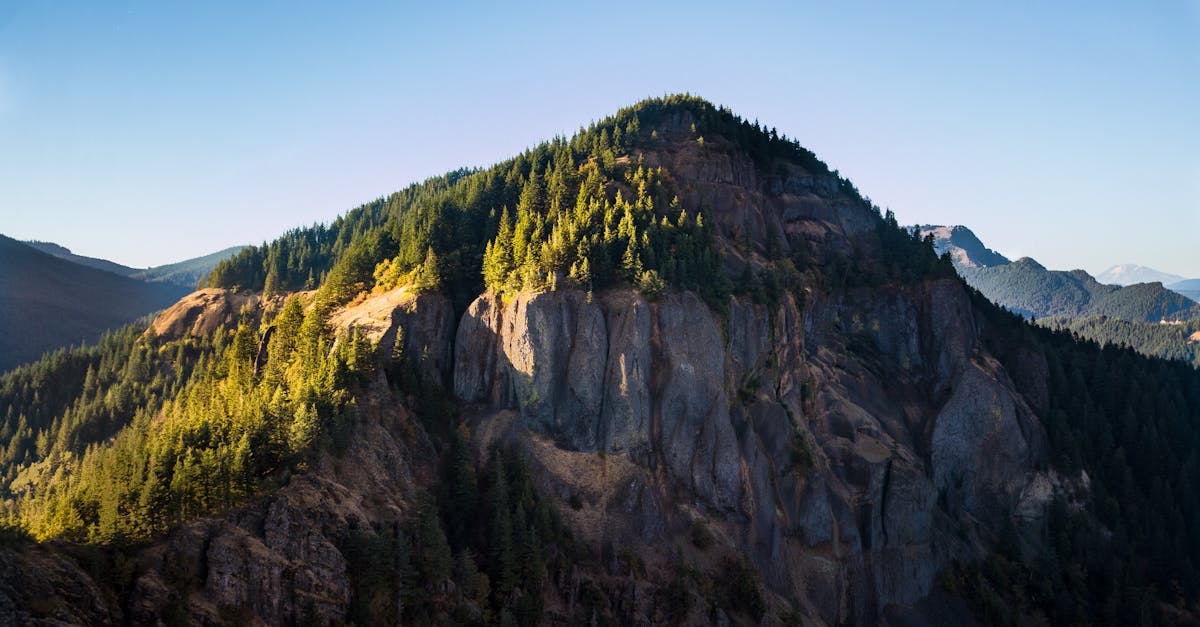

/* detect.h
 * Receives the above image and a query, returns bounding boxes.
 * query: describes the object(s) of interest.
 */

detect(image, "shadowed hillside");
[26,240,247,289]
[0,235,188,372]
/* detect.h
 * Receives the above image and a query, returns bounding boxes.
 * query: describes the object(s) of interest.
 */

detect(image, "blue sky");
[0,1,1196,276]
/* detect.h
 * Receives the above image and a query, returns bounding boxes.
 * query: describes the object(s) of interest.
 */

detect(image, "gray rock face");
[124,408,421,626]
[454,279,1048,625]
[331,287,456,384]
[655,292,741,510]
[597,290,652,457]
[454,289,742,509]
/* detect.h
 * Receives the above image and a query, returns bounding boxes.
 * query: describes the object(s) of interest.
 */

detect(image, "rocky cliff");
[448,275,1047,624]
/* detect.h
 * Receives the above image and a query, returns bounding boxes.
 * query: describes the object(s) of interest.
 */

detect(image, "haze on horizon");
[0,1,1196,276]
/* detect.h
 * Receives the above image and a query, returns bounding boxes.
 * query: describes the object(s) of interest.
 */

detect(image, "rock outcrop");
[455,289,743,510]
[451,278,1047,624]
[330,286,457,383]
[148,288,260,340]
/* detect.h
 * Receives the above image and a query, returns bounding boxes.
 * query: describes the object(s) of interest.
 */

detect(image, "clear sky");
[1,1,1196,276]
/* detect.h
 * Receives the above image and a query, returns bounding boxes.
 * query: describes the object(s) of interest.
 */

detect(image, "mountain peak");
[917,224,1011,268]
[1096,263,1185,286]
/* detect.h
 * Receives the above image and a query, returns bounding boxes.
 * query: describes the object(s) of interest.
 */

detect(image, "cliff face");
[450,275,1046,623]
[148,288,261,340]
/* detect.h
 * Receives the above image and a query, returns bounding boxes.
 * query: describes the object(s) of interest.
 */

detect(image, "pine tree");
[622,240,643,282]
[489,452,516,597]
[414,247,442,292]
[484,208,514,292]
[289,403,319,454]
[442,427,477,550]
[415,492,452,584]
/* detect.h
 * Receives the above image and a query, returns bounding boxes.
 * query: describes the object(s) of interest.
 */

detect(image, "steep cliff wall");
[451,279,1047,624]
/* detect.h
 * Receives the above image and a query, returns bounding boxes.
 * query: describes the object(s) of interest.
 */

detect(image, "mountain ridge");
[26,240,248,288]
[921,224,1200,322]
[1170,278,1200,302]
[915,224,1010,268]
[0,234,189,372]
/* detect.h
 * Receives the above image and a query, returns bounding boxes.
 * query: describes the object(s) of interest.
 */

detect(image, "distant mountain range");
[25,241,247,289]
[1091,264,1199,302]
[920,225,1199,322]
[1169,278,1200,303]
[0,236,244,372]
[1096,263,1186,287]
[921,225,1200,366]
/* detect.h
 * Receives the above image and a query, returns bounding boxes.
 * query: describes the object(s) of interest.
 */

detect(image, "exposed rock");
[0,540,117,626]
[3,110,1068,627]
[148,288,260,340]
[331,286,456,383]
[454,277,1049,625]
[454,289,742,510]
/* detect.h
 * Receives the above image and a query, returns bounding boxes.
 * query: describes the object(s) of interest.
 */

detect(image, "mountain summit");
[2,96,1199,626]
[917,224,1010,268]
[1096,262,1185,286]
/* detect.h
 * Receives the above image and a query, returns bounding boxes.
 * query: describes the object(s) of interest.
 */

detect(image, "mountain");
[921,225,1200,322]
[0,234,189,372]
[1096,263,1185,286]
[3,97,1199,626]
[24,240,137,277]
[25,240,247,288]
[128,245,249,287]
[917,224,1010,268]
[1170,278,1200,302]
[922,225,1200,366]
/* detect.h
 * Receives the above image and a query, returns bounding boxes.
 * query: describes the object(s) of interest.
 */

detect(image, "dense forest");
[4,95,915,540]
[0,294,372,542]
[947,290,1200,626]
[1040,316,1200,368]
[2,95,1199,625]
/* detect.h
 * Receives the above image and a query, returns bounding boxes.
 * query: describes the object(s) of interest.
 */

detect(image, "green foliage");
[958,262,1200,322]
[201,94,852,312]
[0,294,370,542]
[721,554,767,620]
[690,518,714,550]
[1040,316,1200,367]
[342,443,571,625]
[480,160,725,302]
[658,576,693,624]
